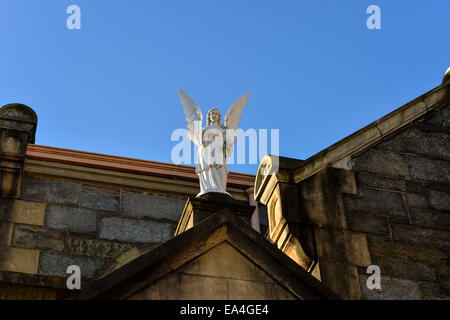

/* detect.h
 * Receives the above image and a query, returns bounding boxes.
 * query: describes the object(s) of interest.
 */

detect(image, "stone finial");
[443,67,450,84]
[0,103,38,143]
[0,103,38,197]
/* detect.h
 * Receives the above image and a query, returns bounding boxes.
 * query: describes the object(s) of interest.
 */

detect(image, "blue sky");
[1,0,449,174]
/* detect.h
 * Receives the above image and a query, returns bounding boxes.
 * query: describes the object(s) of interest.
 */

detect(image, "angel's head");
[206,107,221,126]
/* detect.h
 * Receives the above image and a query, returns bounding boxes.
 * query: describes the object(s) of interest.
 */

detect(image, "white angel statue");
[178,89,250,197]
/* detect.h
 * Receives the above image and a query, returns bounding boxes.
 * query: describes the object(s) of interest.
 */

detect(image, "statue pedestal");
[174,192,255,236]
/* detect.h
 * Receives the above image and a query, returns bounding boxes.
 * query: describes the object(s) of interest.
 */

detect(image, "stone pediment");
[71,209,338,300]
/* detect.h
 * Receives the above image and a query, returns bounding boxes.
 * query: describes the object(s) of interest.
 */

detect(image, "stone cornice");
[26,144,255,188]
[293,82,450,183]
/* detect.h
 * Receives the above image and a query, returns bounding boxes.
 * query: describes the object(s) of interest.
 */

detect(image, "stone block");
[370,255,436,282]
[0,199,46,226]
[408,207,450,231]
[0,247,39,274]
[359,275,422,300]
[356,173,407,192]
[11,200,46,226]
[99,217,174,243]
[352,149,410,179]
[343,187,407,217]
[80,191,119,213]
[429,190,450,212]
[45,204,97,233]
[409,156,450,184]
[66,234,134,259]
[13,225,65,252]
[39,251,110,279]
[367,240,447,265]
[405,193,429,209]
[391,224,450,250]
[377,129,450,159]
[20,176,80,204]
[121,191,185,222]
[347,211,390,236]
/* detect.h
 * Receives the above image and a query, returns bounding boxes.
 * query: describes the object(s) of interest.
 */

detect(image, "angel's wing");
[224,93,250,156]
[178,88,203,146]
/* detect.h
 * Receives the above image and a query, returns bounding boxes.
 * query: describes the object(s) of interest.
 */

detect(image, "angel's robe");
[195,125,230,197]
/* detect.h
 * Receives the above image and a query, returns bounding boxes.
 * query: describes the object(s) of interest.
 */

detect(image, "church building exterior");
[0,69,449,300]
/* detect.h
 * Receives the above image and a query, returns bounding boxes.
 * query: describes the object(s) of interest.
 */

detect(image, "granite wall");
[0,175,187,281]
[344,102,450,299]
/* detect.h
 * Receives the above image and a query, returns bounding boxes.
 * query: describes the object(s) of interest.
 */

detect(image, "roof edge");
[26,144,255,188]
[293,81,450,183]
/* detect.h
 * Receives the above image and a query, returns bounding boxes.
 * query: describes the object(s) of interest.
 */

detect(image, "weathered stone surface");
[352,149,410,179]
[0,200,46,226]
[228,279,296,300]
[405,193,428,209]
[0,282,62,300]
[178,242,274,283]
[419,281,444,298]
[0,198,14,221]
[114,247,141,266]
[45,205,97,233]
[314,228,371,267]
[82,184,119,195]
[377,129,450,159]
[408,207,450,231]
[66,234,134,259]
[408,156,450,184]
[0,247,39,274]
[425,105,450,128]
[347,211,390,236]
[344,187,407,217]
[20,176,80,204]
[0,222,13,246]
[367,240,447,265]
[319,262,361,299]
[429,190,450,211]
[99,217,174,243]
[0,130,27,154]
[258,204,269,235]
[359,275,422,300]
[437,268,450,296]
[121,191,185,222]
[39,252,110,279]
[80,191,119,213]
[370,256,436,282]
[131,272,228,300]
[0,168,21,198]
[391,223,450,250]
[13,226,65,252]
[405,180,429,194]
[356,173,407,192]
